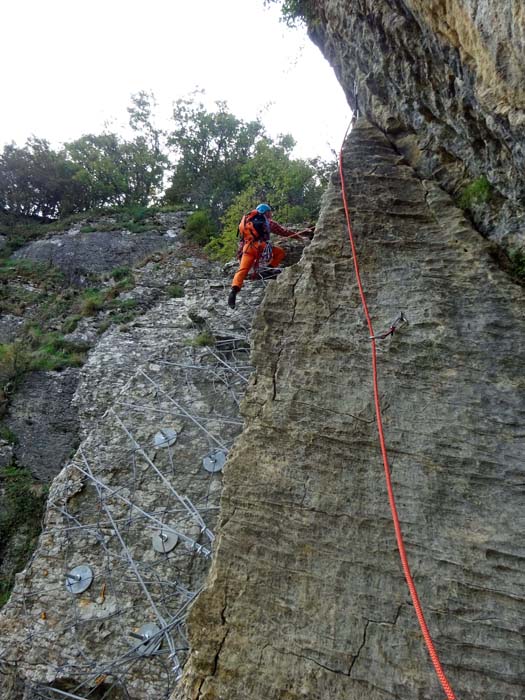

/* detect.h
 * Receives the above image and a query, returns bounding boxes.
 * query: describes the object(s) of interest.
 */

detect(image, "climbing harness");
[369,312,408,340]
[338,130,457,700]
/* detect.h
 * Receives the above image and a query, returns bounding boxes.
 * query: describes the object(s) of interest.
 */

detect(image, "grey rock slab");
[5,368,81,481]
[13,229,173,284]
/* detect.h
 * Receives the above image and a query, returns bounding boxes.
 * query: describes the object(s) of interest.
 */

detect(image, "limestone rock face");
[175,121,524,699]
[307,0,525,249]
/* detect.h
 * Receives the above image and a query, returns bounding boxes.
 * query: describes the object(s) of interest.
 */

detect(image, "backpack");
[238,210,269,249]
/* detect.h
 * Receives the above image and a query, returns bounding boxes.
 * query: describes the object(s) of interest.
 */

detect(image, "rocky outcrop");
[5,368,80,480]
[13,212,188,284]
[175,120,525,699]
[307,0,525,250]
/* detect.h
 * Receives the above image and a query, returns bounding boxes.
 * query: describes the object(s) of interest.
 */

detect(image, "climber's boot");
[228,286,240,309]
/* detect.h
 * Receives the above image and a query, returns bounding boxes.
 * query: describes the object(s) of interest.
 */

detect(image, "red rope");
[338,136,457,700]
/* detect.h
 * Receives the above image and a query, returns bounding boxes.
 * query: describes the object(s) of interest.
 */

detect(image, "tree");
[0,138,83,219]
[165,96,265,219]
[64,101,167,210]
[263,0,312,27]
[126,91,168,203]
[64,133,130,209]
[207,138,333,261]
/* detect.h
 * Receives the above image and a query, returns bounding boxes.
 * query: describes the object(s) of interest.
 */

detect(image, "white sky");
[1,0,351,160]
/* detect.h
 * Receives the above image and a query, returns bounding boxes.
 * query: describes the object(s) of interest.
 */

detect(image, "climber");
[228,203,313,308]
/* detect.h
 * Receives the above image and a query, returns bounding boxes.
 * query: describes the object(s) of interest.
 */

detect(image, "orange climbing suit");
[232,240,286,289]
[231,210,289,289]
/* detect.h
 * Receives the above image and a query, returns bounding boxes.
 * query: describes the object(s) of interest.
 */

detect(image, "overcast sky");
[1,0,351,160]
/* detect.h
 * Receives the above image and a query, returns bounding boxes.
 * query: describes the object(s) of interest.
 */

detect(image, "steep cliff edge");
[176,120,524,699]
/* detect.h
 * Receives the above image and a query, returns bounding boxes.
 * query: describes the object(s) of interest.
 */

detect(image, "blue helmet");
[256,203,272,214]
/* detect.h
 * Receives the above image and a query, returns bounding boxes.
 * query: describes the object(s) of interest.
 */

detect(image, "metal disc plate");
[65,565,94,594]
[152,530,178,553]
[153,428,177,449]
[202,449,227,473]
[134,623,162,657]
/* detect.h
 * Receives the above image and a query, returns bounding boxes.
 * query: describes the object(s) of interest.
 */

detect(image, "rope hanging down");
[338,132,457,700]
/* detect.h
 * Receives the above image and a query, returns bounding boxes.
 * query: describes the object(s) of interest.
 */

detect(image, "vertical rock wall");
[177,120,525,699]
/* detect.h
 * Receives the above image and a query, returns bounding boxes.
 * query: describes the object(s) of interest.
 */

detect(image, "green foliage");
[263,0,313,27]
[0,137,84,219]
[166,96,265,218]
[25,328,86,371]
[0,93,167,219]
[458,176,492,210]
[1,91,328,260]
[205,188,254,262]
[191,330,215,347]
[62,314,82,334]
[207,140,331,261]
[0,424,17,444]
[510,249,525,280]
[0,257,63,285]
[109,298,138,312]
[111,265,132,282]
[0,327,87,392]
[184,210,217,245]
[166,284,184,298]
[0,466,47,608]
[0,342,27,387]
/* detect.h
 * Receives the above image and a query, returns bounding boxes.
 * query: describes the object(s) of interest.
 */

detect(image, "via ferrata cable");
[338,131,457,700]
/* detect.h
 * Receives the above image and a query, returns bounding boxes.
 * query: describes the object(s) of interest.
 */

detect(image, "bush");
[0,424,17,444]
[166,284,184,298]
[111,266,132,282]
[80,289,105,316]
[191,330,215,346]
[184,210,217,246]
[28,332,86,371]
[0,343,27,387]
[62,315,82,334]
[263,0,313,27]
[458,176,491,210]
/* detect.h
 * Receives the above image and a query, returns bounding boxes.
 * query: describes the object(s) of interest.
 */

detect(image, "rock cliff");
[174,118,524,700]
[172,7,524,698]
[1,2,525,699]
[0,226,307,698]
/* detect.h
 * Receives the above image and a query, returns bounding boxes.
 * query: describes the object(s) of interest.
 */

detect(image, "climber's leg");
[232,248,258,289]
